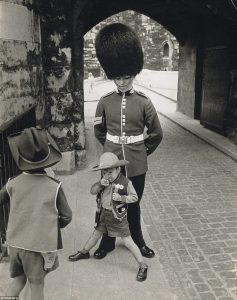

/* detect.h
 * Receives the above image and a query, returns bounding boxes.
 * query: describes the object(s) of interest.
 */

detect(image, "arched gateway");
[1,0,237,173]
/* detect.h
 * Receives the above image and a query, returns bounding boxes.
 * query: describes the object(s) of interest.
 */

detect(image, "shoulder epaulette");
[136,90,150,100]
[47,175,61,185]
[100,90,116,99]
[7,174,18,182]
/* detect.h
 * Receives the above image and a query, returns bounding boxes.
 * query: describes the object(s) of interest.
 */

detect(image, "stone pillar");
[71,16,86,170]
[0,0,42,129]
[40,1,86,174]
[177,40,197,118]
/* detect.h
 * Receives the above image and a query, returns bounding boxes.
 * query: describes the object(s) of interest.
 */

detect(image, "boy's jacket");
[5,173,70,252]
[95,174,129,225]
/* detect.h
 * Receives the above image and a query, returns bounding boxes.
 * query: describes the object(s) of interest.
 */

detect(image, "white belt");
[106,133,144,144]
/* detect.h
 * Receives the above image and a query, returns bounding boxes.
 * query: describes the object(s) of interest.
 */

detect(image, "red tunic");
[94,89,163,177]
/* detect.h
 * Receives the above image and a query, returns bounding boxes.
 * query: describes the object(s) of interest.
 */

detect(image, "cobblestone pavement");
[142,114,237,300]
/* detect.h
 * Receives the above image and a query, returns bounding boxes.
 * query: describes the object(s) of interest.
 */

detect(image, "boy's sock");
[80,249,89,254]
[139,262,148,268]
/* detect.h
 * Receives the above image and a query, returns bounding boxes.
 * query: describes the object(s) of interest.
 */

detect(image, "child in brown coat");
[0,127,72,300]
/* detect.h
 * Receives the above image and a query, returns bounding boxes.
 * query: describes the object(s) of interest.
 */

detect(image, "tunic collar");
[116,88,134,96]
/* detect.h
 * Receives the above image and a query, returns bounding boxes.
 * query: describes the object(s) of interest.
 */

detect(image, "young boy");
[93,23,163,259]
[0,127,72,300]
[68,152,148,281]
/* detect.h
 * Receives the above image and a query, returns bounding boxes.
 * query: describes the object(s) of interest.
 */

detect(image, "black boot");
[94,234,116,259]
[93,248,108,259]
[140,245,155,258]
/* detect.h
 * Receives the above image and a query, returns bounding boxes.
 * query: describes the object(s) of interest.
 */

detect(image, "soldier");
[95,23,163,259]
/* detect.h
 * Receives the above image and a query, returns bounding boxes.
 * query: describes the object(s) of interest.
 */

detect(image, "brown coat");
[0,172,72,252]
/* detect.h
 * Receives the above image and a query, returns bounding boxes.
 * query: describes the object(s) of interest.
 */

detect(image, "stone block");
[213,288,230,297]
[0,97,36,128]
[0,40,29,66]
[45,67,71,93]
[225,278,237,288]
[52,150,75,175]
[48,123,75,152]
[224,246,237,253]
[219,271,237,279]
[0,2,40,42]
[199,270,217,279]
[49,93,74,122]
[199,293,216,300]
[195,283,210,293]
[74,121,86,150]
[75,149,86,169]
[9,40,41,66]
[212,261,236,272]
[209,254,232,263]
[0,67,41,100]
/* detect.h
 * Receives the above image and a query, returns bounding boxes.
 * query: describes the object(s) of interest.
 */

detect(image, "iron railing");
[0,107,36,254]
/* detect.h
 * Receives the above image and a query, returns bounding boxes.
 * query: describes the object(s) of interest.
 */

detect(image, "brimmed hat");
[8,127,62,171]
[95,23,144,79]
[92,152,129,171]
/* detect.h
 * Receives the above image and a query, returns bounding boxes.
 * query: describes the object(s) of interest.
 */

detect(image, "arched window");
[163,43,169,58]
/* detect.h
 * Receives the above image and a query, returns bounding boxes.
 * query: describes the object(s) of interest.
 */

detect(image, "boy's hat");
[8,127,62,171]
[95,23,144,79]
[92,152,129,171]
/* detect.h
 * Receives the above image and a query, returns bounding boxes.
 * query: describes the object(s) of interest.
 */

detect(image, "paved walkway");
[1,81,237,300]
[135,86,237,300]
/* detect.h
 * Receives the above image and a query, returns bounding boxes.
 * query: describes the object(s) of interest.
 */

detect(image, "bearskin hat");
[95,23,144,79]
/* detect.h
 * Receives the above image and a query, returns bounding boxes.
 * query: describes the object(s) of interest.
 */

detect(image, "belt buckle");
[119,136,127,144]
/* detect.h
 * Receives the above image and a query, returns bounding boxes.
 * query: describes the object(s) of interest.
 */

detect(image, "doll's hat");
[95,23,144,79]
[8,127,62,171]
[92,152,129,171]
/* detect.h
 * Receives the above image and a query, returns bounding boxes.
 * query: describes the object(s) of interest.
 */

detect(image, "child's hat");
[95,23,144,79]
[92,152,129,171]
[8,127,62,171]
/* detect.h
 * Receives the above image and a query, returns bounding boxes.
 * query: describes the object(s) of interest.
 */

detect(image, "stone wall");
[84,10,179,77]
[0,0,42,130]
[177,41,197,118]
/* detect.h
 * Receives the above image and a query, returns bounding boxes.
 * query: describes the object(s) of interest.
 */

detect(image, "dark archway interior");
[75,0,237,44]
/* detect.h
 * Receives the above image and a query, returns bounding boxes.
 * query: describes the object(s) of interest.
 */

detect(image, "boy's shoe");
[136,265,148,282]
[68,251,90,261]
[140,246,155,258]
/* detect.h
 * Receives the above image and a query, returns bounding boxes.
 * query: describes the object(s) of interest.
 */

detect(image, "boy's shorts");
[96,208,130,237]
[9,246,59,281]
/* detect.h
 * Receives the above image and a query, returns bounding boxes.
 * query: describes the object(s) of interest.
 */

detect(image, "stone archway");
[40,0,237,172]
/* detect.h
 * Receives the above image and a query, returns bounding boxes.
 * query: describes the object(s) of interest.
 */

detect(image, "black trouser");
[98,173,146,251]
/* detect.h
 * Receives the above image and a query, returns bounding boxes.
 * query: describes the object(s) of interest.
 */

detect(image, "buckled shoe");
[140,245,155,258]
[68,251,90,262]
[136,264,148,281]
